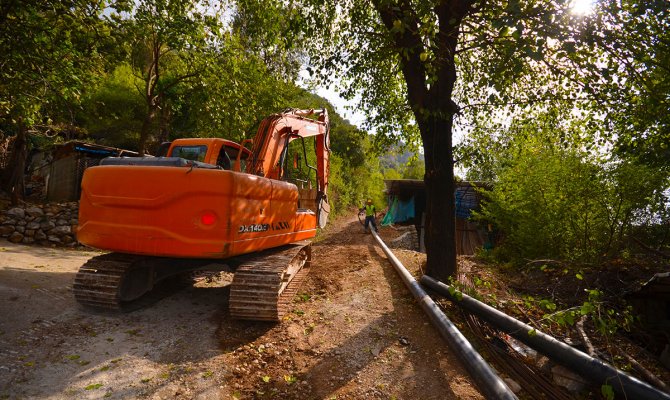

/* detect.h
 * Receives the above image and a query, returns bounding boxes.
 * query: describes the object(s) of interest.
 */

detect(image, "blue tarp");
[382,187,479,225]
[455,186,478,219]
[381,196,415,225]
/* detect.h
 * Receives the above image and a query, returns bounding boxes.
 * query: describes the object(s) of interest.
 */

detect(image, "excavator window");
[216,148,232,170]
[171,145,208,162]
[280,135,317,189]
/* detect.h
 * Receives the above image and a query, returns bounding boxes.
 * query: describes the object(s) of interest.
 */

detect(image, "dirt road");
[0,217,482,399]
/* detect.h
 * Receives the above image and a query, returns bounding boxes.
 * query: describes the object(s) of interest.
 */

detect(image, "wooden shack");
[47,142,138,202]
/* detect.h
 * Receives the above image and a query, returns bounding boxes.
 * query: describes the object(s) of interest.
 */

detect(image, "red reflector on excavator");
[201,212,216,225]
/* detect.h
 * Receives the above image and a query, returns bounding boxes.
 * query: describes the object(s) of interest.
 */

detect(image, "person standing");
[361,199,377,232]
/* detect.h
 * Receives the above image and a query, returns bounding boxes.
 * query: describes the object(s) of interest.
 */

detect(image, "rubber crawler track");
[73,253,190,312]
[74,243,312,321]
[229,242,311,321]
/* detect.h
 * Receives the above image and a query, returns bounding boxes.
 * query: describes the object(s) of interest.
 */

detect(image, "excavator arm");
[249,109,331,227]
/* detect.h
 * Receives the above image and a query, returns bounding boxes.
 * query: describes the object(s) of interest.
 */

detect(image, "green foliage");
[328,138,387,215]
[78,64,145,150]
[476,122,669,264]
[544,288,636,338]
[601,384,615,400]
[231,0,302,80]
[380,144,425,180]
[179,43,302,141]
[84,383,103,391]
[571,1,670,170]
[0,0,110,124]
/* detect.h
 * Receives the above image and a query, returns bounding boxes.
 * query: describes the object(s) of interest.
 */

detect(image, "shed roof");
[52,141,139,160]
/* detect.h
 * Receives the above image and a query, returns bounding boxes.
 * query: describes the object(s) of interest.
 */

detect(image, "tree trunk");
[157,105,171,149]
[2,118,28,205]
[138,102,156,156]
[421,112,457,282]
[372,0,465,282]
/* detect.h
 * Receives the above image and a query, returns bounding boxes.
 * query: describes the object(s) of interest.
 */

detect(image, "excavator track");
[74,243,312,320]
[229,242,311,321]
[73,253,192,312]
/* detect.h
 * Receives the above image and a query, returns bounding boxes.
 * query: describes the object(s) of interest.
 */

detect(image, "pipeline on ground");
[369,229,518,400]
[420,275,670,400]
[370,229,670,400]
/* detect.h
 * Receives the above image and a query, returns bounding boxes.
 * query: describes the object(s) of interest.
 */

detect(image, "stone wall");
[0,203,79,246]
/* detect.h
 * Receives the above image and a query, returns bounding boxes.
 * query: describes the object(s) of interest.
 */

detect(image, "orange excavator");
[73,109,330,321]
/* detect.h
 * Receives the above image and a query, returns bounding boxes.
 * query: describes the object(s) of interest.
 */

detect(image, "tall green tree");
[0,0,111,203]
[231,0,303,81]
[178,41,301,141]
[123,0,224,154]
[271,0,668,281]
[283,0,584,280]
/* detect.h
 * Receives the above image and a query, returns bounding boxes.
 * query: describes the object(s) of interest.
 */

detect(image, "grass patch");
[84,383,103,391]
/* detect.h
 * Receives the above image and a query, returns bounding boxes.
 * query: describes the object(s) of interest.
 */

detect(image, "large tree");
[283,0,578,280]
[267,0,667,281]
[122,0,224,154]
[0,0,111,203]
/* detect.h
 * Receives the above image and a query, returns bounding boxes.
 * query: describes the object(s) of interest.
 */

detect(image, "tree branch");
[372,0,428,112]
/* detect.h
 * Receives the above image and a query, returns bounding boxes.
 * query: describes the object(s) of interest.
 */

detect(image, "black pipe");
[420,275,670,400]
[370,230,518,400]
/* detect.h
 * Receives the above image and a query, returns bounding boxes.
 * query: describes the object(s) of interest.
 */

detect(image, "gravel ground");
[0,216,482,399]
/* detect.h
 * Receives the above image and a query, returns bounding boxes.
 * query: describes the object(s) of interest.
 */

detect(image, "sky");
[297,69,367,129]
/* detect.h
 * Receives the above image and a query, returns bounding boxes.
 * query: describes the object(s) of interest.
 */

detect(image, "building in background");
[382,179,491,254]
[47,142,138,202]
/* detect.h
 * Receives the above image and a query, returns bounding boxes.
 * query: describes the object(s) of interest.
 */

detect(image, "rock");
[40,221,56,231]
[0,225,15,236]
[503,378,522,393]
[399,337,410,346]
[48,205,62,214]
[535,356,551,372]
[50,225,71,235]
[371,345,382,357]
[0,203,80,247]
[8,232,24,243]
[551,365,587,393]
[6,207,25,219]
[26,221,40,230]
[25,206,44,218]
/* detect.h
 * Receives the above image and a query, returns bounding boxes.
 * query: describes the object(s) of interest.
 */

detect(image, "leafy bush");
[477,148,669,264]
